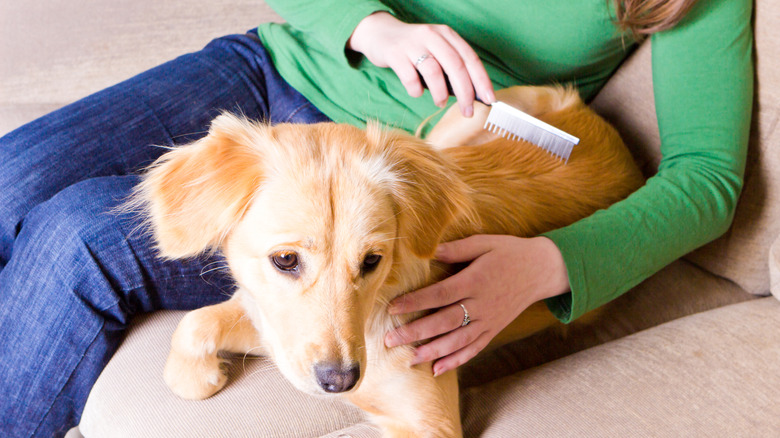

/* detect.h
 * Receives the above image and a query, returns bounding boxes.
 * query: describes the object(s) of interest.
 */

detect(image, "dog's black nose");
[314,362,360,393]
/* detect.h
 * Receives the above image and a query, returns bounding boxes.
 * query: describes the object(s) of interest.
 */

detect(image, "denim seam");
[31,314,110,437]
[283,102,317,123]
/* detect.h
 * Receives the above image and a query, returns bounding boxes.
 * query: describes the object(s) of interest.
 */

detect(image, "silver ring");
[414,53,431,67]
[459,304,471,327]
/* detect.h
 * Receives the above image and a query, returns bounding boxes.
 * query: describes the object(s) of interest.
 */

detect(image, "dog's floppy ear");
[132,113,264,259]
[368,123,475,258]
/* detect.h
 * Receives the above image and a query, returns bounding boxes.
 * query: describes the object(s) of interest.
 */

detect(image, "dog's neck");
[364,251,445,361]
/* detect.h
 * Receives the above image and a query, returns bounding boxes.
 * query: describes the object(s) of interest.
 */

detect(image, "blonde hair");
[614,0,699,37]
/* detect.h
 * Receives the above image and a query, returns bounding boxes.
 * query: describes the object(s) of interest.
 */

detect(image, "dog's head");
[134,114,472,395]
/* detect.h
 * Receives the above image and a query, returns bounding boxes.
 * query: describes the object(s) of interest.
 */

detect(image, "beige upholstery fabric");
[770,235,780,301]
[593,1,780,296]
[460,259,755,388]
[64,427,84,438]
[79,311,374,438]
[686,0,780,296]
[462,298,780,437]
[0,0,281,137]
[80,259,754,436]
[4,0,779,436]
[590,43,660,177]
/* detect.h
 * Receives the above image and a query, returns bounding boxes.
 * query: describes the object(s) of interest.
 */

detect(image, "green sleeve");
[262,0,393,65]
[542,0,754,323]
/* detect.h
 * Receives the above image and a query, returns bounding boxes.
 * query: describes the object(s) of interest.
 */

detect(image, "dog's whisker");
[238,353,266,360]
[149,143,178,151]
[239,345,263,359]
[373,236,405,245]
[241,346,266,366]
[245,364,280,378]
[245,344,265,354]
[201,259,228,268]
[170,130,209,141]
[368,212,402,230]
[226,315,249,334]
[199,265,230,276]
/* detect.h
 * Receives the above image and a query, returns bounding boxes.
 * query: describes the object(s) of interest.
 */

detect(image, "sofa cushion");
[770,234,780,301]
[592,0,780,296]
[78,310,373,438]
[460,258,755,388]
[461,297,780,437]
[79,259,753,436]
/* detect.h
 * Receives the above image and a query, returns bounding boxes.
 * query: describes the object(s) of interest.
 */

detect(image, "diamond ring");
[414,53,431,67]
[460,304,471,327]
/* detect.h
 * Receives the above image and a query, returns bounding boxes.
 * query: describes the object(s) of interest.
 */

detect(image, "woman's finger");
[431,331,493,376]
[412,51,449,107]
[410,316,486,365]
[416,26,476,113]
[387,268,476,315]
[434,234,499,264]
[437,26,495,104]
[385,302,467,347]
[388,54,425,97]
[388,236,503,315]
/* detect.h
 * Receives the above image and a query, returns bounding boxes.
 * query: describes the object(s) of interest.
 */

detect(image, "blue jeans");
[0,32,330,437]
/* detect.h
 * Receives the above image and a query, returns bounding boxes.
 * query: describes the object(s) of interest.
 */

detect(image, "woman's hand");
[347,11,496,117]
[384,235,570,376]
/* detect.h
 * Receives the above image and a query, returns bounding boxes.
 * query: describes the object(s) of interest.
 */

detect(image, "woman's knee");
[0,140,57,266]
[12,176,233,316]
[10,177,144,321]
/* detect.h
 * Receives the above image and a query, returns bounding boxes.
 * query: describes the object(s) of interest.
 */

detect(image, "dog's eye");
[271,252,299,273]
[361,253,382,275]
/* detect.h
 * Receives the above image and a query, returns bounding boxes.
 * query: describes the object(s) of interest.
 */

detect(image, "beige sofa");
[3,1,780,436]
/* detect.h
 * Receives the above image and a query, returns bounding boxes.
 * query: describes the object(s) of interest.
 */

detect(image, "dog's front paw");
[164,349,229,400]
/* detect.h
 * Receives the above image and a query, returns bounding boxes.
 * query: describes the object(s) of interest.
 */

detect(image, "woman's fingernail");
[464,105,473,118]
[433,364,445,377]
[410,350,423,366]
[434,244,446,259]
[387,298,402,314]
[385,332,397,348]
[484,90,496,104]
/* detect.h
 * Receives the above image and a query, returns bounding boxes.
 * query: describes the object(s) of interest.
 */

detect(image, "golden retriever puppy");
[132,85,643,437]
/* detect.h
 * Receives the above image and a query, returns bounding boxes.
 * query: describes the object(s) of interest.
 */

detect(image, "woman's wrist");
[531,236,571,302]
[346,11,395,53]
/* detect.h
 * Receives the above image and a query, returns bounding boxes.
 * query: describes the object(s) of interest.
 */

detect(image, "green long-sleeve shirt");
[256,0,753,322]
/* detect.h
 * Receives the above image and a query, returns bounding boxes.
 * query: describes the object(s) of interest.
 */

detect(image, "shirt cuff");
[330,5,395,67]
[541,225,588,324]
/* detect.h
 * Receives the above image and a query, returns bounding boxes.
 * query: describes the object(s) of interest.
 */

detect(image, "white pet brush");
[423,74,580,162]
[484,100,580,162]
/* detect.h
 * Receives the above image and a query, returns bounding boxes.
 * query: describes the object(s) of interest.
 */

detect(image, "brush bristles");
[484,101,579,162]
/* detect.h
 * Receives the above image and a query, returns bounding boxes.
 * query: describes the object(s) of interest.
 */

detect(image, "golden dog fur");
[132,85,644,437]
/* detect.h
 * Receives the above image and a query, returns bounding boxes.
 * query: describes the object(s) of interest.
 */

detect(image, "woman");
[0,0,753,436]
